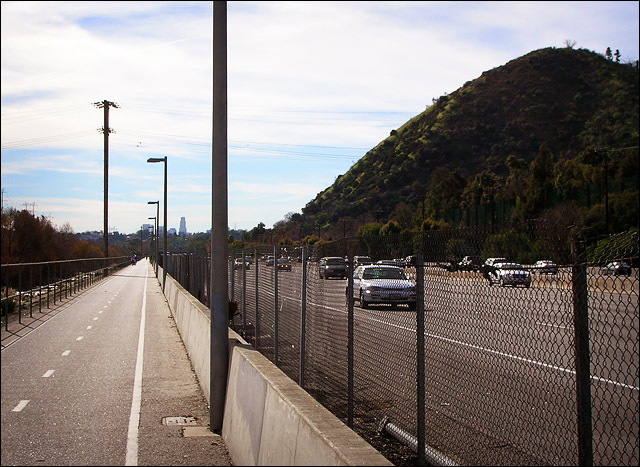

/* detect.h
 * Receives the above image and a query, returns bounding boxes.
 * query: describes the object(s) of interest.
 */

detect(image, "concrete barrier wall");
[162,270,211,402]
[160,273,392,466]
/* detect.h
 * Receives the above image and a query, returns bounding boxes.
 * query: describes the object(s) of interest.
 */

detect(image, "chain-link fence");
[167,224,638,466]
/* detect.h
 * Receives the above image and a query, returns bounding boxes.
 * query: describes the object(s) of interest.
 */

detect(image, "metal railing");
[165,225,638,466]
[1,256,130,331]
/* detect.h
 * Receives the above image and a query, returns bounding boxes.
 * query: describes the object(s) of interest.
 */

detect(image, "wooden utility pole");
[93,100,118,259]
[23,202,36,215]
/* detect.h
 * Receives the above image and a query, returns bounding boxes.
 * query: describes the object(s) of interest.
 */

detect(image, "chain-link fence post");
[230,250,235,305]
[416,253,426,467]
[274,244,279,365]
[255,248,260,350]
[251,248,257,348]
[242,249,247,336]
[347,251,354,428]
[300,246,308,388]
[571,239,593,466]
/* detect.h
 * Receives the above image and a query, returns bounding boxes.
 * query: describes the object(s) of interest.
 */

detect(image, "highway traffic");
[230,260,638,466]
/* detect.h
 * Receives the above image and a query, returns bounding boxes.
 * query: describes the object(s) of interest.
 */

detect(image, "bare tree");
[564,39,577,49]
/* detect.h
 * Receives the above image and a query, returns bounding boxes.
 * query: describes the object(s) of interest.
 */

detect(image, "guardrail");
[1,256,130,331]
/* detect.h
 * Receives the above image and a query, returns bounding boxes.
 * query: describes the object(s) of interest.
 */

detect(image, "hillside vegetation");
[268,47,637,244]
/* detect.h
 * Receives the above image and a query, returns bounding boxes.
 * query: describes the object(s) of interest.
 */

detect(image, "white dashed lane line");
[12,400,30,412]
[17,282,129,416]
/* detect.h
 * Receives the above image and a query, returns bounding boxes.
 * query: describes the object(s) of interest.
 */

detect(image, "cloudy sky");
[2,1,638,235]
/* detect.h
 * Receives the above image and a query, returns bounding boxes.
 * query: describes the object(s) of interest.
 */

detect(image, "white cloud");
[2,1,638,234]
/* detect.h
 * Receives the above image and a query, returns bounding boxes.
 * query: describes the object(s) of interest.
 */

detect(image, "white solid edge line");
[125,266,148,466]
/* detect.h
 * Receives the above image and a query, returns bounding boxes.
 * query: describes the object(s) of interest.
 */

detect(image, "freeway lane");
[232,261,638,465]
[1,259,231,466]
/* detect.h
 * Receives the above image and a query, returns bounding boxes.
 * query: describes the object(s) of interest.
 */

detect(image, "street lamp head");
[147,157,166,163]
[148,201,159,205]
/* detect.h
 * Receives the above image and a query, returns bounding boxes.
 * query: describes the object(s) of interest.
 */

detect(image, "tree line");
[1,208,129,264]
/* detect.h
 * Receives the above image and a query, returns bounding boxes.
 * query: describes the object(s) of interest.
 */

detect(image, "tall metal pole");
[146,161,167,286]
[163,157,167,290]
[149,201,159,276]
[603,148,609,235]
[155,203,159,276]
[148,215,157,271]
[210,0,229,433]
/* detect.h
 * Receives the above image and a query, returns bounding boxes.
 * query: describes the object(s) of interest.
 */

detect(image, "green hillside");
[274,47,639,242]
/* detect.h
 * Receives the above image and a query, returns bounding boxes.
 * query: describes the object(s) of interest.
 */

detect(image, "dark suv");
[319,257,347,279]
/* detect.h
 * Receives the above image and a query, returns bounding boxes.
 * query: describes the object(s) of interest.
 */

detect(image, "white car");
[351,265,417,310]
[488,262,531,288]
[534,260,558,274]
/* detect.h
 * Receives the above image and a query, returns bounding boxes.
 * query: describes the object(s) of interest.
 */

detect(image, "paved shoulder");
[136,261,232,466]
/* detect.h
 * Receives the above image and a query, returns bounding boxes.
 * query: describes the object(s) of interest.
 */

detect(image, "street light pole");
[147,157,167,290]
[148,201,159,277]
[148,216,156,272]
[211,0,229,432]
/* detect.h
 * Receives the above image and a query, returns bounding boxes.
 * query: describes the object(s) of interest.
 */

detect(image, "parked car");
[351,265,417,310]
[354,255,373,266]
[277,258,292,271]
[319,257,347,279]
[233,258,251,270]
[483,257,507,268]
[437,261,458,272]
[534,260,558,274]
[458,255,482,271]
[601,261,632,276]
[376,259,399,266]
[480,257,508,280]
[265,256,275,266]
[488,262,531,288]
[404,255,417,267]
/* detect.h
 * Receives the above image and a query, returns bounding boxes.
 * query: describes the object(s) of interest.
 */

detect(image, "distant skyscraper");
[179,217,187,236]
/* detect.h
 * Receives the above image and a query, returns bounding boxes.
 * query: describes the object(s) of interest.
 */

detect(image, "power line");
[1,104,91,125]
[0,130,97,149]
